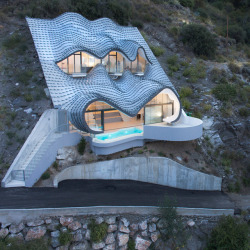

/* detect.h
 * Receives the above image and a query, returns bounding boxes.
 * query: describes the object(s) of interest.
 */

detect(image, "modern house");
[2,13,202,187]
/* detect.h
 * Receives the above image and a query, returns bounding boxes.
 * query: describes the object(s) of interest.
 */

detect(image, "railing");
[7,123,71,185]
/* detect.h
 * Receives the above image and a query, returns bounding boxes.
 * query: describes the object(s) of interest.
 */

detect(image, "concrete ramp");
[54,157,222,191]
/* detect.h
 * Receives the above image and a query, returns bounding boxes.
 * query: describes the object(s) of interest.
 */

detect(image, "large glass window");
[57,50,148,77]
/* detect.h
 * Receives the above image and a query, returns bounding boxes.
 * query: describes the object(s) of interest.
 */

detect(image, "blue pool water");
[96,127,143,141]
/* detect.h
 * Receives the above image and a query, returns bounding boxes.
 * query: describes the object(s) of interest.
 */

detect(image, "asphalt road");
[0,180,234,209]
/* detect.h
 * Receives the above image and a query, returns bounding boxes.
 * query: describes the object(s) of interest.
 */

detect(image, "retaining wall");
[54,157,222,191]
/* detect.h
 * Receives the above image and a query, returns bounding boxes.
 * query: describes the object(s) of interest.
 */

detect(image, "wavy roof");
[26,12,180,133]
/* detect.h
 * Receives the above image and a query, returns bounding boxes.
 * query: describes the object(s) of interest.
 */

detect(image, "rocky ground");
[0,213,249,250]
[0,1,249,197]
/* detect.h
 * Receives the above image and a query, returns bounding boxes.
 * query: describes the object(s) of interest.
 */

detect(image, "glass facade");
[85,92,174,132]
[57,49,148,76]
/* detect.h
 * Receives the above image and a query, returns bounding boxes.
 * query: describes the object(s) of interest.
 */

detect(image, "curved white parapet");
[54,157,221,191]
[145,110,203,141]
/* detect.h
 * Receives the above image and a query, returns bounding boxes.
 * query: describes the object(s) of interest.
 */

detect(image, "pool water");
[96,127,143,141]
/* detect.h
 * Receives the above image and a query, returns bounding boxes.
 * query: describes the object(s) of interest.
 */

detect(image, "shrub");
[210,68,227,83]
[167,55,180,72]
[183,61,206,83]
[59,231,72,245]
[239,107,250,117]
[206,215,249,250]
[159,196,187,247]
[179,0,194,8]
[228,62,241,74]
[41,171,50,180]
[181,98,191,110]
[180,24,216,57]
[89,220,108,243]
[150,45,165,57]
[203,104,212,112]
[179,86,193,98]
[2,33,22,50]
[0,238,49,250]
[16,70,33,85]
[77,137,86,155]
[228,25,246,44]
[128,238,136,250]
[53,161,59,170]
[131,20,143,29]
[24,93,33,102]
[212,84,237,101]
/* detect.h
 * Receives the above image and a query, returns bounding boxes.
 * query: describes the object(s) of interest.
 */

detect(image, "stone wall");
[54,157,222,190]
[0,214,218,250]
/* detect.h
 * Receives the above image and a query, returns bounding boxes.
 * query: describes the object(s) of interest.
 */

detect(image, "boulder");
[85,229,91,240]
[119,223,130,233]
[103,243,115,250]
[157,219,165,229]
[72,229,83,242]
[187,219,195,227]
[9,223,25,234]
[70,241,89,250]
[149,223,156,233]
[60,217,74,226]
[130,223,139,231]
[27,219,44,227]
[45,218,52,224]
[151,217,159,223]
[47,222,60,231]
[105,233,115,244]
[139,220,147,231]
[135,235,151,250]
[108,224,117,233]
[117,232,129,246]
[151,231,160,242]
[121,218,130,227]
[51,237,60,248]
[68,221,81,231]
[56,245,70,250]
[82,223,88,230]
[0,228,9,238]
[25,226,47,241]
[51,230,60,238]
[8,232,23,240]
[92,241,105,249]
[105,216,116,225]
[95,217,104,224]
[141,230,148,237]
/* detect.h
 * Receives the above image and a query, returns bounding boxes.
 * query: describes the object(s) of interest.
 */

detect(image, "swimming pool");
[95,127,143,141]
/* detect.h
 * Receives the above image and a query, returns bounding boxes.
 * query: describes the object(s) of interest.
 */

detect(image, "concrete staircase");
[5,132,66,187]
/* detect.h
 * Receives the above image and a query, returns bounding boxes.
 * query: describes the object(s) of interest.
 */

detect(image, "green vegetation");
[41,171,50,180]
[149,45,165,57]
[228,62,241,74]
[180,24,216,57]
[52,161,59,170]
[16,70,33,85]
[131,20,143,29]
[138,149,143,154]
[0,238,49,250]
[89,219,108,243]
[179,87,193,99]
[212,83,237,102]
[206,215,249,250]
[59,230,72,245]
[181,98,191,110]
[77,137,86,155]
[167,55,180,72]
[183,61,206,83]
[128,238,136,250]
[210,68,227,83]
[179,0,194,8]
[158,152,165,157]
[239,107,250,117]
[24,93,33,102]
[159,196,187,248]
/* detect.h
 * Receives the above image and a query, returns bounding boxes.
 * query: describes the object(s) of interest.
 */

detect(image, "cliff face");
[0,0,249,193]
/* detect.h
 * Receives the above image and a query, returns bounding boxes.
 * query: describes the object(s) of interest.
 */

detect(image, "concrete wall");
[25,132,82,187]
[54,157,222,191]
[91,135,144,155]
[0,207,234,224]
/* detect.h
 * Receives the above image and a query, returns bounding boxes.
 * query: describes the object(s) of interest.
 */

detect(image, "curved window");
[57,49,148,77]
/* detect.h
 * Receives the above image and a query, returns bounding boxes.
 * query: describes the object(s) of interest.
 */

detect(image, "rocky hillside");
[0,0,249,193]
